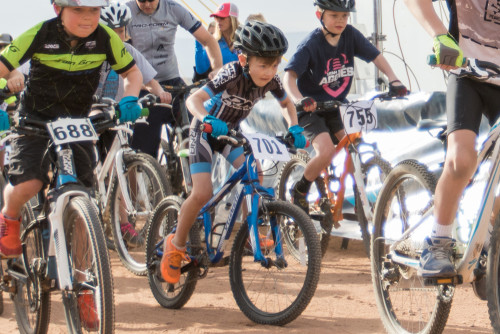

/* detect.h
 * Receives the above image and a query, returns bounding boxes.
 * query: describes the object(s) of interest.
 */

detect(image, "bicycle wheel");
[487,212,500,331]
[63,196,114,334]
[277,153,332,256]
[146,195,201,309]
[371,159,453,334]
[13,201,51,334]
[110,152,170,276]
[229,201,321,325]
[355,155,392,256]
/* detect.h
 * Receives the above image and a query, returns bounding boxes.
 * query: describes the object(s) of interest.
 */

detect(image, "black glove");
[298,96,316,109]
[389,80,408,97]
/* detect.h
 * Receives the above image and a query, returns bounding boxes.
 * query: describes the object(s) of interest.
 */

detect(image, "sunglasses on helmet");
[137,0,155,3]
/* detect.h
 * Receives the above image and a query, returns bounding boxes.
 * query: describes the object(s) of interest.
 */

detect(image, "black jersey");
[202,61,287,129]
[0,18,135,118]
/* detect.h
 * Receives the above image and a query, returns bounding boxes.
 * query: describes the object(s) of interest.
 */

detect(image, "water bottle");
[211,200,232,249]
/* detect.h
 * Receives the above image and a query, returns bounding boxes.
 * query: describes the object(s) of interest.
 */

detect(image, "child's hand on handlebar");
[118,96,142,123]
[287,125,306,149]
[297,96,317,112]
[388,80,408,97]
[203,114,228,138]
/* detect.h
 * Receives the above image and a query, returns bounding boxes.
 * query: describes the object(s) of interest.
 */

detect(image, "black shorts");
[298,110,344,145]
[447,75,500,134]
[131,77,187,158]
[8,135,95,187]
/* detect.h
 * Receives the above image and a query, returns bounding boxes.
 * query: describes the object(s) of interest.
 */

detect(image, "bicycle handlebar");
[162,79,208,95]
[199,123,306,152]
[427,56,500,80]
[295,92,404,113]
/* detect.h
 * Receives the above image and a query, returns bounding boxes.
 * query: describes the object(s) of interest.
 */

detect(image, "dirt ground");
[0,237,493,333]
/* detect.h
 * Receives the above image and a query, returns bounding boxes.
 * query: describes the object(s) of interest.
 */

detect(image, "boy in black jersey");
[284,0,407,213]
[160,21,306,284]
[0,0,144,258]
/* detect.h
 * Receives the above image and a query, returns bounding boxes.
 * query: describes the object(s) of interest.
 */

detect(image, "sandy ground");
[0,237,493,333]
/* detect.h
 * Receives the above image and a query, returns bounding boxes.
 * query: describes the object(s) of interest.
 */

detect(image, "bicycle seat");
[417,119,447,131]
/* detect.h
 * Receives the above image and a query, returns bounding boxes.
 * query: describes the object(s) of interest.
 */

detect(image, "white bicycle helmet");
[100,2,132,29]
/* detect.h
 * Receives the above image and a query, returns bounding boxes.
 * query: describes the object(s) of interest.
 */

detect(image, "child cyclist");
[0,0,144,258]
[96,1,172,247]
[284,0,408,212]
[160,21,306,284]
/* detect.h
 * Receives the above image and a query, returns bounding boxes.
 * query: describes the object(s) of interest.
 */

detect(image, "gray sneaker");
[418,236,456,278]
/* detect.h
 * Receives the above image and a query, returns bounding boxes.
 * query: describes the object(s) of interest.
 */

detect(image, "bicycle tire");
[229,201,321,325]
[146,195,200,309]
[63,196,114,334]
[370,159,453,334]
[110,152,170,276]
[277,152,332,256]
[355,155,392,257]
[487,212,500,331]
[13,201,51,334]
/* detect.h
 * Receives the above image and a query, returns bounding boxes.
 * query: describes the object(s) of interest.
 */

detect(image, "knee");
[189,188,212,206]
[445,150,476,179]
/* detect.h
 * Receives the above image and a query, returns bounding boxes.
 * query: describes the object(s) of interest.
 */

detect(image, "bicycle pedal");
[423,275,462,286]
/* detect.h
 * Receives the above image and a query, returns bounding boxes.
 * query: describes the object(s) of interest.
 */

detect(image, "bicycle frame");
[166,143,282,266]
[389,117,500,284]
[94,125,151,223]
[319,132,379,225]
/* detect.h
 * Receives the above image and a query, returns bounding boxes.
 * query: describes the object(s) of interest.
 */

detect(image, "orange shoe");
[78,291,99,331]
[258,233,274,248]
[0,214,22,258]
[246,233,274,251]
[160,234,190,284]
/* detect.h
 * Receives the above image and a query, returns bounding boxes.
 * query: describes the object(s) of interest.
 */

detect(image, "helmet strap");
[318,11,339,38]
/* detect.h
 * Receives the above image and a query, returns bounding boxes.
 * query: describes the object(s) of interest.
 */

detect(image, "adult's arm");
[403,0,448,37]
[192,26,222,78]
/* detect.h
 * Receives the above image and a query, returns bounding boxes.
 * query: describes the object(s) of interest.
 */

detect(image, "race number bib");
[243,133,290,162]
[47,118,98,145]
[340,101,377,134]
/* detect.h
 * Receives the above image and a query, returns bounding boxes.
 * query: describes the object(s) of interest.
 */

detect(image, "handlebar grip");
[141,108,149,117]
[200,123,212,133]
[427,54,467,66]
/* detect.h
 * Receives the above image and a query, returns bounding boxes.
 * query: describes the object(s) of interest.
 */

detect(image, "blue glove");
[287,125,306,149]
[0,109,9,131]
[203,115,228,138]
[118,96,142,123]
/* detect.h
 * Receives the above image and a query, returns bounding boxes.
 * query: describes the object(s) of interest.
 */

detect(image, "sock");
[431,221,454,239]
[295,175,312,194]
[483,223,494,251]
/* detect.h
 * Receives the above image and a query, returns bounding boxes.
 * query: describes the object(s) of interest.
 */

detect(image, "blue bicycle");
[145,127,321,326]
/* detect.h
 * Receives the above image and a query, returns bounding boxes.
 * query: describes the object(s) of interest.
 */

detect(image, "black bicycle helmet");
[314,0,356,12]
[234,21,288,58]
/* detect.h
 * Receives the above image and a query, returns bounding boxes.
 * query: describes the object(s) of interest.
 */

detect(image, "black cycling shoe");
[291,185,309,214]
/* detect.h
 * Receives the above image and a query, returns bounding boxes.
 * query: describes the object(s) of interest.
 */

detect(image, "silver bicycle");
[91,96,170,275]
[370,58,500,334]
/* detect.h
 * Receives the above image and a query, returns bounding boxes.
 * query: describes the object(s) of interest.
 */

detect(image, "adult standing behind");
[125,0,222,158]
[194,2,240,80]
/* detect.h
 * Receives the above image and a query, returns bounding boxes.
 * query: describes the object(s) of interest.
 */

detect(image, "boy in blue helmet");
[284,0,407,213]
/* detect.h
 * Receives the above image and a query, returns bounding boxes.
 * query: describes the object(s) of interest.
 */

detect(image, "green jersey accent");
[0,19,135,118]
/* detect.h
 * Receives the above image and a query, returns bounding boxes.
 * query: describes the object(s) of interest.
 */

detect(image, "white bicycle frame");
[94,124,153,227]
[388,117,500,283]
